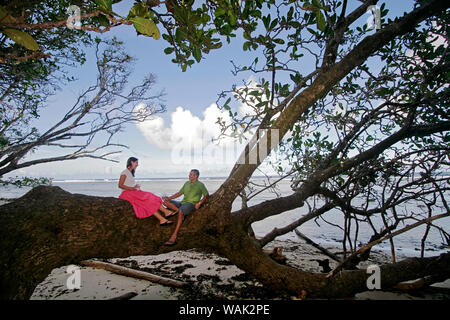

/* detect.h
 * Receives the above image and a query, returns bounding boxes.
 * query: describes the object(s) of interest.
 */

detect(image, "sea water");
[1,177,448,258]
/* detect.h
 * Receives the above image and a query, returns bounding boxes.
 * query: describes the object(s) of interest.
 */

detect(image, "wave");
[53,179,118,183]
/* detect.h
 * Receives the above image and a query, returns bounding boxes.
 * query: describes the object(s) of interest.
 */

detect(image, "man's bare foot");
[163,239,177,246]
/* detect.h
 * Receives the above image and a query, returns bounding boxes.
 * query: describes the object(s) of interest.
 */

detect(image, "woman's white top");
[120,169,136,188]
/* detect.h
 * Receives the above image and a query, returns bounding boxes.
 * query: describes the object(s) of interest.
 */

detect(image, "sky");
[6,0,418,180]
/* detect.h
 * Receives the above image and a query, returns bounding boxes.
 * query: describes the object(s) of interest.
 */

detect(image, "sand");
[29,239,450,300]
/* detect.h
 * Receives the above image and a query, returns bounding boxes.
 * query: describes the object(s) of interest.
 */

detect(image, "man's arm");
[195,193,209,209]
[164,192,182,201]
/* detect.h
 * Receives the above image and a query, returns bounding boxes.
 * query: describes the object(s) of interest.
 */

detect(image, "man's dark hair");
[191,169,200,178]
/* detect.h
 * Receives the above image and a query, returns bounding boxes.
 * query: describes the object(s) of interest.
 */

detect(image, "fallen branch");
[80,259,187,288]
[108,292,138,300]
[394,274,450,291]
[294,229,342,263]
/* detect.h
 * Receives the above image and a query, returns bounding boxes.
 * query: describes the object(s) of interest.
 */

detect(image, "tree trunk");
[0,186,220,299]
[1,186,449,299]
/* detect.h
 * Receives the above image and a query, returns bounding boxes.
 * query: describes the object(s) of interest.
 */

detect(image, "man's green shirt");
[179,180,209,204]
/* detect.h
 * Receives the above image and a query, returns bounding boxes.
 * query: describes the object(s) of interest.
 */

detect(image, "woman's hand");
[134,184,141,190]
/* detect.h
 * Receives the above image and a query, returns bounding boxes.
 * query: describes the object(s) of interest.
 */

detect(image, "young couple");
[118,157,209,246]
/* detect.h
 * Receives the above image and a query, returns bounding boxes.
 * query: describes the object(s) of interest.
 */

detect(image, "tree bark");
[1,186,449,299]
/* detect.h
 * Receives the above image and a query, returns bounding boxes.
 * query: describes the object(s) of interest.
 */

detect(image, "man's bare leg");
[163,199,180,215]
[164,210,184,245]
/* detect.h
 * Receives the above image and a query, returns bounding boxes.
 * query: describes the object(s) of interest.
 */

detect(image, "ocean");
[1,177,449,258]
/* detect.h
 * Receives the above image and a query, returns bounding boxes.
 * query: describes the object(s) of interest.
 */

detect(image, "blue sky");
[8,0,417,180]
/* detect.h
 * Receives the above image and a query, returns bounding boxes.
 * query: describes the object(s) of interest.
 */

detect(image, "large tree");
[1,0,449,299]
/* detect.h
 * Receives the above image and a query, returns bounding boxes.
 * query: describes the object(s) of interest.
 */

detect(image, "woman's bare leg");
[153,211,171,224]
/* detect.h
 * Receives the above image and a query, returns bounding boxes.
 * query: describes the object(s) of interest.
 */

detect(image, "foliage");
[0,176,51,188]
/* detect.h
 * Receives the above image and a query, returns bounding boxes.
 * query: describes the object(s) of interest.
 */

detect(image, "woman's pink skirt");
[119,190,162,219]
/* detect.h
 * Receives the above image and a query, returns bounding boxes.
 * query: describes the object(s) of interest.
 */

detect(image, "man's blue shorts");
[169,200,195,216]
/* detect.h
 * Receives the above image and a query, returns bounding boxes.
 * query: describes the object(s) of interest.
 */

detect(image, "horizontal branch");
[233,190,309,227]
[257,202,336,247]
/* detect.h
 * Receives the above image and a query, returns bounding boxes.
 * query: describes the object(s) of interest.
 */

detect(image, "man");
[163,169,209,246]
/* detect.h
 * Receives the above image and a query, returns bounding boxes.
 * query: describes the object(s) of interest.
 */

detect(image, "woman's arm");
[118,174,138,191]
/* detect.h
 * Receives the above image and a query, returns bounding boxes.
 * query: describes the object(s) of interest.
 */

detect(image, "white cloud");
[136,103,232,149]
[134,78,284,172]
[135,103,247,167]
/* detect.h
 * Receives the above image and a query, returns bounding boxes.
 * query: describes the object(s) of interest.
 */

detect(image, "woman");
[118,157,176,225]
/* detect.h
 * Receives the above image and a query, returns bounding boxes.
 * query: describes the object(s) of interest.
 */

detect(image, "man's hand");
[195,202,201,210]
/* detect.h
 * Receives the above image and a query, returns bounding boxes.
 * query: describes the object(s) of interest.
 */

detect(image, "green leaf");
[215,8,226,17]
[130,17,160,40]
[269,18,278,31]
[127,3,151,19]
[95,0,113,13]
[175,28,186,42]
[164,47,174,55]
[315,11,326,31]
[193,46,202,63]
[2,28,39,51]
[228,11,237,26]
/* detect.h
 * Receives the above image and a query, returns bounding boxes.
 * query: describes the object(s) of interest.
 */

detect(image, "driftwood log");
[80,259,187,288]
[108,292,138,300]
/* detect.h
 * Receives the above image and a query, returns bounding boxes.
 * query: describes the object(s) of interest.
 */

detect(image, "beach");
[29,239,450,300]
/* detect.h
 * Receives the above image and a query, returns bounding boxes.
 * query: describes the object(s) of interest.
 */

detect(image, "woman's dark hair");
[126,157,138,177]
